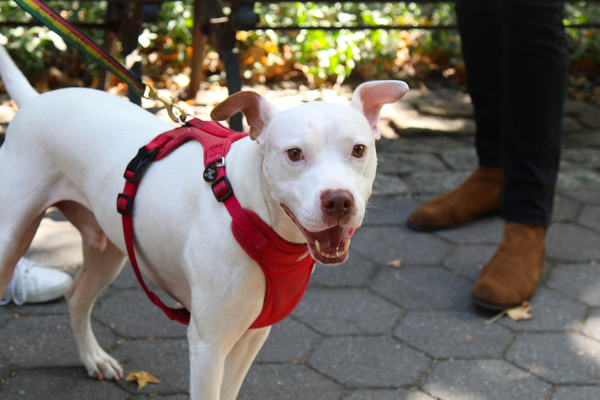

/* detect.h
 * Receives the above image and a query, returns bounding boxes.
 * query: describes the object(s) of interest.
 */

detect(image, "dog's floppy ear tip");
[249,128,261,141]
[355,80,410,101]
[210,90,264,121]
[209,104,227,121]
[350,80,409,139]
[396,80,410,96]
[210,90,279,140]
[372,127,382,140]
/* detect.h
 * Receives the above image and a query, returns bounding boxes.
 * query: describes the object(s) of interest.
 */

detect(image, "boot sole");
[471,296,522,311]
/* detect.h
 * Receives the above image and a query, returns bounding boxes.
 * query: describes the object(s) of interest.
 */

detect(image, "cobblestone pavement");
[1,83,600,399]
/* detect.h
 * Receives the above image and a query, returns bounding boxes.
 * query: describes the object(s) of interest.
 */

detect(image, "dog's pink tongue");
[313,226,354,250]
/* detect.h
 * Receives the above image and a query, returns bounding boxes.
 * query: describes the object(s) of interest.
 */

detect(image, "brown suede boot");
[472,221,546,310]
[407,167,504,231]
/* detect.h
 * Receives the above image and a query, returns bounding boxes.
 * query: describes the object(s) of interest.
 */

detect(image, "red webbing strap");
[211,168,269,251]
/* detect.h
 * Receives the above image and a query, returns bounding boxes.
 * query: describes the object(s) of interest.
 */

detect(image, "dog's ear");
[350,80,409,139]
[211,91,279,140]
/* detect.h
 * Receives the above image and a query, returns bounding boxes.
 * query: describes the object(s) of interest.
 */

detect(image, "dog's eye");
[287,148,303,162]
[352,145,366,158]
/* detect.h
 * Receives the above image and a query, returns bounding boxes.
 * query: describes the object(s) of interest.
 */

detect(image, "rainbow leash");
[14,0,146,96]
[13,0,190,123]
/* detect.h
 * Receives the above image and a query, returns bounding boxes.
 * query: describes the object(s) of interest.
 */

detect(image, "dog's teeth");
[315,240,352,259]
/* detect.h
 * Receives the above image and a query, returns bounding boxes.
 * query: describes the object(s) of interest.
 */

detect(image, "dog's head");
[211,81,408,264]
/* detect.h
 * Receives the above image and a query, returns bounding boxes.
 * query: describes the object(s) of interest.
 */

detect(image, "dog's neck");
[226,137,307,245]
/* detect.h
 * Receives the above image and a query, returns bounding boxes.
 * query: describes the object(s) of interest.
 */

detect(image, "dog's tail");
[0,45,39,107]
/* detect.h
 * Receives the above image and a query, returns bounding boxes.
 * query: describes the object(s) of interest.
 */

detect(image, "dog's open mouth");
[282,205,356,264]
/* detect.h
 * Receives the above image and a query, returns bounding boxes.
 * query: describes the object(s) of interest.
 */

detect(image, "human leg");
[456,0,504,167]
[407,0,505,231]
[500,0,568,227]
[473,0,569,309]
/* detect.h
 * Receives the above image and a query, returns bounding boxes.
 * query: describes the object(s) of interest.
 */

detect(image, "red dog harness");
[117,118,315,329]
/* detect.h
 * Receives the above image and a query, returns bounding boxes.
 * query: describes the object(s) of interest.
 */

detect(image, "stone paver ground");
[1,82,600,399]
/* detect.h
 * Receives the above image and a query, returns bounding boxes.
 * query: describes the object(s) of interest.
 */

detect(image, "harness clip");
[143,82,191,124]
[124,147,159,184]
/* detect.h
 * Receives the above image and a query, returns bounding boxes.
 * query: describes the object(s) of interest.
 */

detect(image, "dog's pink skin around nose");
[321,190,355,223]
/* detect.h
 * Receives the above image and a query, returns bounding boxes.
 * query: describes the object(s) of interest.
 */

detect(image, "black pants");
[456,0,569,227]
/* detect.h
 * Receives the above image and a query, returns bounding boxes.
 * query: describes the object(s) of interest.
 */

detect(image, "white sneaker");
[1,258,73,305]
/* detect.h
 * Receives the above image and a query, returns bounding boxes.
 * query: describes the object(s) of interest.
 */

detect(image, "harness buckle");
[124,146,160,183]
[211,176,234,202]
[116,193,133,216]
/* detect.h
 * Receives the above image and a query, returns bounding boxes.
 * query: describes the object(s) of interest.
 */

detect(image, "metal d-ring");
[215,157,226,168]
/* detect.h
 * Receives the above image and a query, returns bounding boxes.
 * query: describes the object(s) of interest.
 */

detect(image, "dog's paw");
[82,351,123,381]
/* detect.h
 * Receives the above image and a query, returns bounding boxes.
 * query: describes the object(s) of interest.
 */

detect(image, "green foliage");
[149,1,194,60]
[564,1,600,62]
[238,2,461,85]
[0,0,599,91]
[0,0,105,83]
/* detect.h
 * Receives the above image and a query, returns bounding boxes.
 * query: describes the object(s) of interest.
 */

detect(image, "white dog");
[0,45,408,399]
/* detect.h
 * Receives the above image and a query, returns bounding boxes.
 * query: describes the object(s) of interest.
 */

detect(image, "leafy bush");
[0,0,105,88]
[1,0,599,102]
[136,1,462,87]
[564,1,600,104]
[565,1,600,61]
[236,2,460,86]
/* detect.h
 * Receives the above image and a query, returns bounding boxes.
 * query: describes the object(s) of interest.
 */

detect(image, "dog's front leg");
[187,316,231,400]
[220,326,271,400]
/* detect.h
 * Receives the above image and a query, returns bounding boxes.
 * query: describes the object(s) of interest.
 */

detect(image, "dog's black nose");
[321,190,355,221]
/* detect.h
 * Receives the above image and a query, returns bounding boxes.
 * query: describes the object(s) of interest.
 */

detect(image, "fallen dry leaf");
[506,301,533,321]
[387,259,402,268]
[484,301,533,325]
[126,371,160,391]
